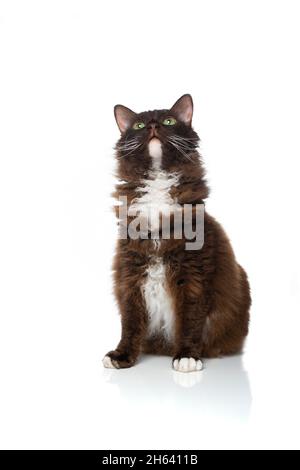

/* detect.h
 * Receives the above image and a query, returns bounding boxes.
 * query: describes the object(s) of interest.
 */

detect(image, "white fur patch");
[128,144,180,341]
[102,355,116,369]
[148,138,162,169]
[173,357,203,373]
[142,258,174,340]
[128,170,180,232]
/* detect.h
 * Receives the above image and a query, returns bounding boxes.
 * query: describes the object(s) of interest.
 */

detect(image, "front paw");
[102,350,136,369]
[172,356,203,373]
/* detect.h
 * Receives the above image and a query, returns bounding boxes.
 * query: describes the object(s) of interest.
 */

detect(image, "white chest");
[128,138,180,228]
[142,258,175,340]
[133,140,176,339]
[128,170,180,222]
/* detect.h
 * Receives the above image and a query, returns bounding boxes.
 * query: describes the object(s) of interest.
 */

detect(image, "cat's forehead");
[136,109,170,121]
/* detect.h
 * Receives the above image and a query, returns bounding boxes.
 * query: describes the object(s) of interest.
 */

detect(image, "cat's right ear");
[114,105,136,134]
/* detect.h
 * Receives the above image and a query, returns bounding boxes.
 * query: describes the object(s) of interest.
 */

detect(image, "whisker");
[169,136,199,146]
[168,138,196,152]
[117,140,139,150]
[169,138,198,146]
[117,145,139,152]
[117,141,143,159]
[169,134,198,140]
[169,141,193,150]
[167,139,194,162]
[169,136,197,143]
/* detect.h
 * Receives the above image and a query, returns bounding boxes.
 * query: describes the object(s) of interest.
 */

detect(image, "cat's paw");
[172,357,203,373]
[102,350,136,369]
[102,355,116,369]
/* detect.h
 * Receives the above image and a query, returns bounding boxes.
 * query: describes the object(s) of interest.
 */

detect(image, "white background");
[0,0,300,450]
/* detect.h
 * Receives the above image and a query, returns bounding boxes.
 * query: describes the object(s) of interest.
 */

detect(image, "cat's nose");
[147,122,160,139]
[147,122,160,130]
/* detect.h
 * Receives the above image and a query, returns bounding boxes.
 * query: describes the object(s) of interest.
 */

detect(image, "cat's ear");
[170,94,193,126]
[114,104,136,133]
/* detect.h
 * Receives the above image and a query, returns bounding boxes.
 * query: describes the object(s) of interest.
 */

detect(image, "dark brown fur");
[105,95,251,369]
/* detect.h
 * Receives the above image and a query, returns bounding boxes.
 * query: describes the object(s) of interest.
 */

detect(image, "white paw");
[102,355,117,369]
[173,357,203,373]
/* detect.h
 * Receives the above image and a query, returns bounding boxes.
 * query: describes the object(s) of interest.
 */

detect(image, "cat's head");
[114,94,200,179]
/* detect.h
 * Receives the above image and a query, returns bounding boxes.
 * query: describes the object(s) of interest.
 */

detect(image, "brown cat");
[103,94,251,373]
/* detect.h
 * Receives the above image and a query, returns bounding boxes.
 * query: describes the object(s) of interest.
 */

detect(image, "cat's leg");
[103,286,147,369]
[172,295,210,373]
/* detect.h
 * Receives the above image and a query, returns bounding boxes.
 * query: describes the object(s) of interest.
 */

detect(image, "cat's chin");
[148,138,162,168]
[148,136,161,144]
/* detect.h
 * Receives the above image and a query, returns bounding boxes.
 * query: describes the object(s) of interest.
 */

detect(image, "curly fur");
[104,95,251,371]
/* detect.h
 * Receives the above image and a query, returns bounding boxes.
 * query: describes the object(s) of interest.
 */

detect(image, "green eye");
[162,117,177,126]
[133,122,145,130]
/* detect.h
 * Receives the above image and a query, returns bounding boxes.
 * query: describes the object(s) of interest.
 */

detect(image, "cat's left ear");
[170,94,193,126]
[114,104,136,134]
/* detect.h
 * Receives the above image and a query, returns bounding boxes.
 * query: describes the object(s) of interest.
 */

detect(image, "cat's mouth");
[148,128,160,141]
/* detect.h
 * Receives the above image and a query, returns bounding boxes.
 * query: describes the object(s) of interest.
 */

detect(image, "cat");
[103,94,251,373]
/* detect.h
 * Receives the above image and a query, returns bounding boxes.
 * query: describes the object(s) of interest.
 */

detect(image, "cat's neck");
[116,139,209,203]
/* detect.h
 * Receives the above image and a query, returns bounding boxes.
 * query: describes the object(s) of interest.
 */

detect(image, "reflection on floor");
[103,354,252,423]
